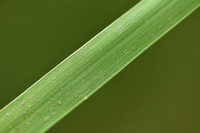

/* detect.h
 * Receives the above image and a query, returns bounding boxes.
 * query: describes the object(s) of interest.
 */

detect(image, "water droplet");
[44,116,49,122]
[58,101,62,105]
[151,34,154,37]
[84,96,88,100]
[21,101,25,105]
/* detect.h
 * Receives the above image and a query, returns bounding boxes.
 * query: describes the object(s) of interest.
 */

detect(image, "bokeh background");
[0,0,200,132]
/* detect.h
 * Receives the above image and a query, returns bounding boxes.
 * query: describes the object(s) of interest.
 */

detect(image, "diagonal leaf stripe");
[0,0,199,132]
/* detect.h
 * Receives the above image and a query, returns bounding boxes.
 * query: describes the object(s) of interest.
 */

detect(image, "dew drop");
[21,101,25,105]
[44,116,49,122]
[84,96,88,100]
[6,113,10,116]
[58,101,62,105]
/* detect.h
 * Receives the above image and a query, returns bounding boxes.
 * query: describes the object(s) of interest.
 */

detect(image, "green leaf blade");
[0,0,199,132]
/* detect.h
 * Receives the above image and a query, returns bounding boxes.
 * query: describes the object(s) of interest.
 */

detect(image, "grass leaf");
[0,0,199,132]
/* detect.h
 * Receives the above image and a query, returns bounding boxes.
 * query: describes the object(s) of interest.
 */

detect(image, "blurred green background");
[0,0,200,132]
